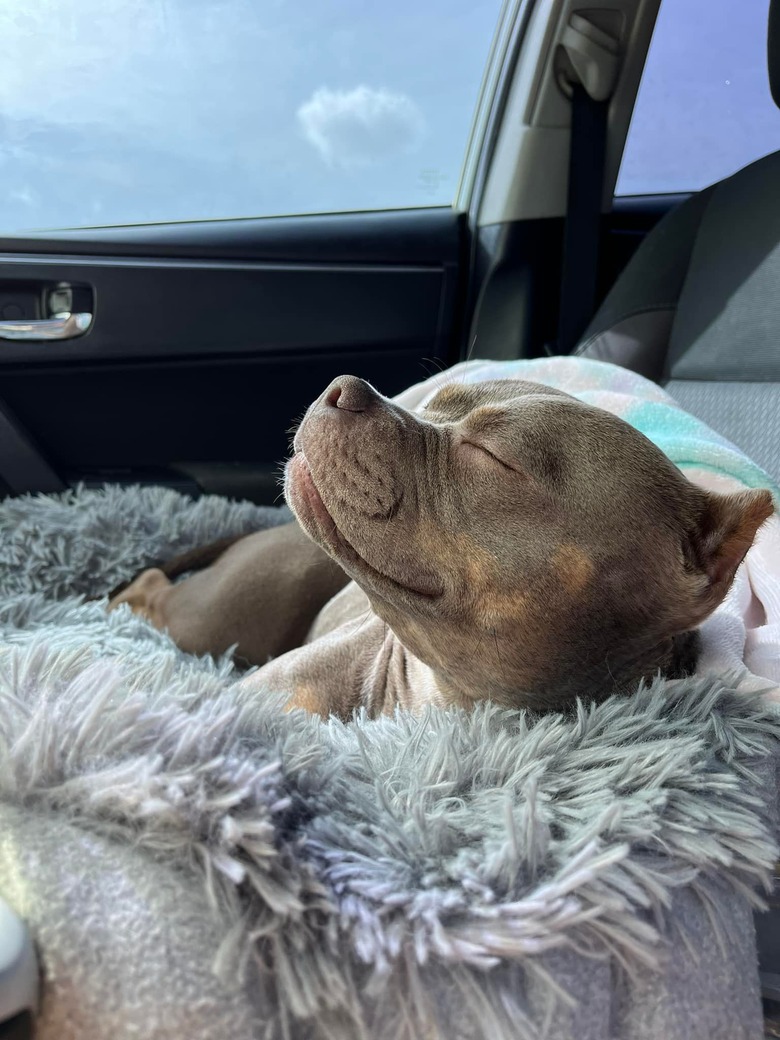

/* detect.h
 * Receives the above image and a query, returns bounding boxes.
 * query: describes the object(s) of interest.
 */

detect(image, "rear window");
[617,0,780,195]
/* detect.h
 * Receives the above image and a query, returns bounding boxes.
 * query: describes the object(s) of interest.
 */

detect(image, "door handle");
[0,311,93,341]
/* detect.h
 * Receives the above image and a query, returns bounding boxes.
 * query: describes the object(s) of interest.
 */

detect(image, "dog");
[109,375,773,718]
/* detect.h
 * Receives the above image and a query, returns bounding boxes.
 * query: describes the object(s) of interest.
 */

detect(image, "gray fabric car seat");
[577,0,780,483]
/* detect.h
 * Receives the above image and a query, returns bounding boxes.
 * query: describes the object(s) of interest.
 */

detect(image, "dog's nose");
[324,376,377,413]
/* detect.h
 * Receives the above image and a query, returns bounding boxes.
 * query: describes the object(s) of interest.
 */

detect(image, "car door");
[0,0,510,503]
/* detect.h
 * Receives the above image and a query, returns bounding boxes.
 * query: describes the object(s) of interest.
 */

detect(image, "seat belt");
[550,12,620,355]
[554,83,609,354]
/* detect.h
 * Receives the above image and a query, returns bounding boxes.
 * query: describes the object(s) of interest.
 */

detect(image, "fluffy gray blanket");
[0,486,778,1040]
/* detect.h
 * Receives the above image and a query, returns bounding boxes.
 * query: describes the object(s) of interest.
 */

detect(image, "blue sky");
[0,0,778,231]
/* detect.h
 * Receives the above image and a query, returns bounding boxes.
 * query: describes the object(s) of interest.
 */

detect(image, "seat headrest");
[771,0,780,107]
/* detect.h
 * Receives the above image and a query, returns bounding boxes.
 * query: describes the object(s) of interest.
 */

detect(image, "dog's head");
[286,375,773,710]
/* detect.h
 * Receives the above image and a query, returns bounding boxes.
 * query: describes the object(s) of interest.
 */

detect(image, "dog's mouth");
[286,452,442,601]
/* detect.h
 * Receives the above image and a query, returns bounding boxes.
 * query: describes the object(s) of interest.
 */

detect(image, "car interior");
[1,0,780,1035]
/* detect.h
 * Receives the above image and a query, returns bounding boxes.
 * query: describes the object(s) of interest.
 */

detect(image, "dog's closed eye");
[460,439,522,475]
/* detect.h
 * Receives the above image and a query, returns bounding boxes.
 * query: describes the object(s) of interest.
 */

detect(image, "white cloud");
[297,85,425,168]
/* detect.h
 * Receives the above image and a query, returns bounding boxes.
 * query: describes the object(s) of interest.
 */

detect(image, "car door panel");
[0,209,465,501]
[0,256,448,364]
[0,349,430,469]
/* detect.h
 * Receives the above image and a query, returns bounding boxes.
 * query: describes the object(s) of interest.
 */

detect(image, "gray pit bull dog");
[110,375,774,718]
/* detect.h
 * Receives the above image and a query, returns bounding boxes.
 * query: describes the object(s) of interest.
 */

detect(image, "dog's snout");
[324,376,376,413]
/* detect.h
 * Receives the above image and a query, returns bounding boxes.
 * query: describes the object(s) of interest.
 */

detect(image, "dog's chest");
[305,581,372,643]
[298,581,441,715]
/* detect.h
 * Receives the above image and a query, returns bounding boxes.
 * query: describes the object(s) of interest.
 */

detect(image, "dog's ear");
[685,488,774,614]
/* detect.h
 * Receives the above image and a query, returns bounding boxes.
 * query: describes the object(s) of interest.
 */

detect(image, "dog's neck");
[392,627,701,715]
[417,628,702,713]
[278,582,704,717]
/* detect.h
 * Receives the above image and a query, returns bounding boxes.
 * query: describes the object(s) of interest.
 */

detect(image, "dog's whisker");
[491,628,505,680]
[419,357,449,387]
[604,652,619,693]
[351,608,374,639]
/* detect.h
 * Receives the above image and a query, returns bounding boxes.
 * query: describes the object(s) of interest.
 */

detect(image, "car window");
[617,0,780,196]
[0,0,504,232]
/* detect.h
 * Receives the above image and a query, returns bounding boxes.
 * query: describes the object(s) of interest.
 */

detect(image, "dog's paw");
[107,568,171,626]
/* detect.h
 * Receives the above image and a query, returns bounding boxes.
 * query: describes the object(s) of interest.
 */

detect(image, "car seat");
[577,0,780,483]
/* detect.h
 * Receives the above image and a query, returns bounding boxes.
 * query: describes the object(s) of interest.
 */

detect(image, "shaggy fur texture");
[0,486,779,1040]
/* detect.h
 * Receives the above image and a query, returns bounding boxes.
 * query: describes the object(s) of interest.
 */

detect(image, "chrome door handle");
[0,311,93,341]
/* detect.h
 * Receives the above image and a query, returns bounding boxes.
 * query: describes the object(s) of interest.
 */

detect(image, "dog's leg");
[106,534,247,601]
[109,521,349,664]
